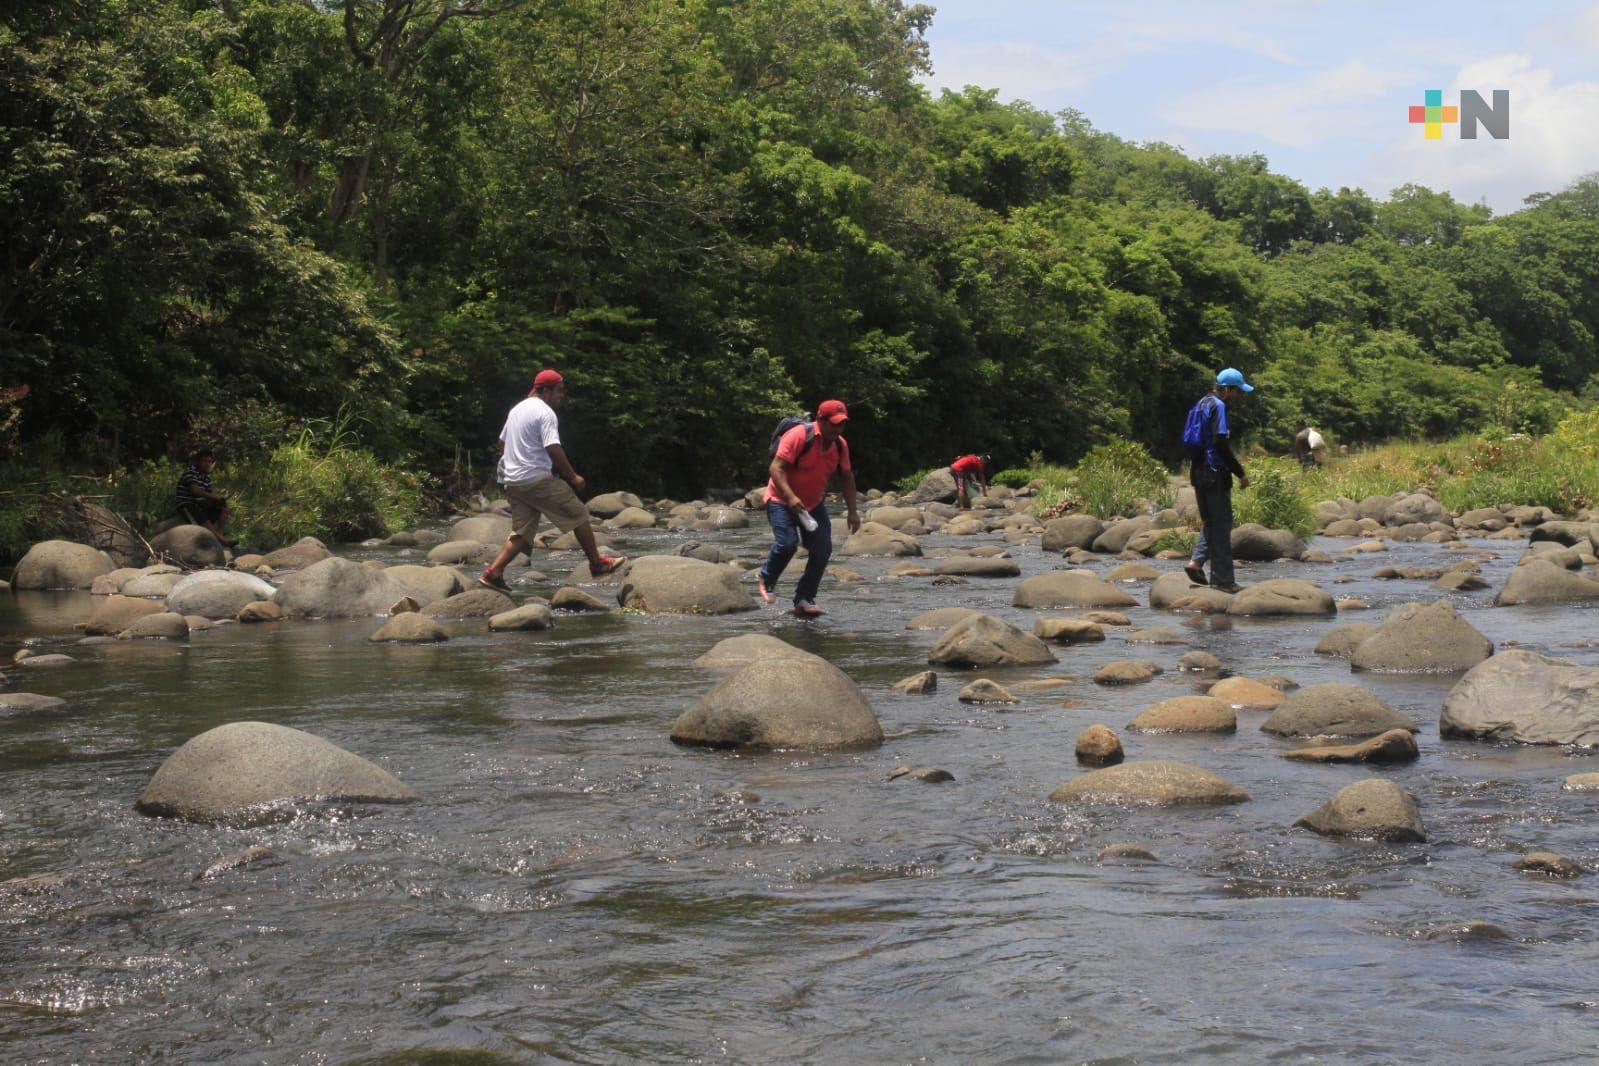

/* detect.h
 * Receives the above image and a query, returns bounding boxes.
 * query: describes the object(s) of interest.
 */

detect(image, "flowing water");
[2,518,1598,1063]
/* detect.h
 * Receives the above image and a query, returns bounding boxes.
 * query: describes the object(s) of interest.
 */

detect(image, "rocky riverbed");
[2,483,1598,1061]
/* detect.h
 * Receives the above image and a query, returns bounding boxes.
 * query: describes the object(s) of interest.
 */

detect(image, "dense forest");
[4,0,1598,506]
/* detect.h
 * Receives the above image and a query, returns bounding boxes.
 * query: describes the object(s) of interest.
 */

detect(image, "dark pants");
[760,501,832,605]
[1190,469,1235,586]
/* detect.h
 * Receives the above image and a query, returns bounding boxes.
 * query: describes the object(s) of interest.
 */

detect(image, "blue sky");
[921,0,1599,214]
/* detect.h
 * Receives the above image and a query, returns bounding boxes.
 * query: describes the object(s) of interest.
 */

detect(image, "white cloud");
[922,40,1148,102]
[1373,53,1599,211]
[1159,60,1418,149]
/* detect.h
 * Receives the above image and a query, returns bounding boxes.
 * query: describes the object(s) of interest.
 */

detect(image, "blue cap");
[1216,368,1254,392]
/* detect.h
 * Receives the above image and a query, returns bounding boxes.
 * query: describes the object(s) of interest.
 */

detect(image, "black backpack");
[768,415,817,458]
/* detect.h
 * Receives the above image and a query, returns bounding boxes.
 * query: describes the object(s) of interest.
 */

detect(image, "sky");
[920,0,1599,214]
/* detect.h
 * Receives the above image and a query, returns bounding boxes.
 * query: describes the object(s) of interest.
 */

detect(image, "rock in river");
[1049,760,1249,806]
[1314,622,1380,659]
[149,525,226,569]
[1280,729,1419,764]
[370,613,448,643]
[616,556,758,614]
[488,603,555,631]
[167,570,277,620]
[274,558,410,618]
[1260,684,1415,738]
[906,607,980,631]
[1295,778,1426,842]
[1349,599,1493,673]
[1013,570,1136,609]
[693,634,817,670]
[11,540,114,589]
[1494,559,1599,606]
[84,595,166,636]
[928,613,1056,668]
[1075,724,1124,766]
[1226,579,1335,617]
[670,658,883,751]
[421,588,516,619]
[135,721,418,824]
[1207,676,1284,710]
[1126,696,1236,734]
[1440,650,1599,745]
[958,678,1018,704]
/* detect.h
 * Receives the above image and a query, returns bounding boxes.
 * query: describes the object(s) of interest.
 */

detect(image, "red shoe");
[590,555,627,577]
[478,569,512,592]
[792,600,824,618]
[757,576,774,604]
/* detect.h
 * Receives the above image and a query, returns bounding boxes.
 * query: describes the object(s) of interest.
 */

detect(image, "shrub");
[894,467,936,495]
[1150,528,1196,554]
[1234,458,1316,536]
[1070,440,1172,518]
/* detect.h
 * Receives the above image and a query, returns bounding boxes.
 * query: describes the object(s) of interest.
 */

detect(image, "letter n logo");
[1460,90,1510,139]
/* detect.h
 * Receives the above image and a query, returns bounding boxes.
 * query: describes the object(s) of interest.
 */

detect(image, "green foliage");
[1067,441,1172,519]
[1149,528,1196,554]
[1234,459,1317,536]
[993,467,1041,488]
[894,467,935,495]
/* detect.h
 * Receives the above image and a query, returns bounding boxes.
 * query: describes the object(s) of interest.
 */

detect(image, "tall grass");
[1234,458,1317,536]
[992,442,1173,517]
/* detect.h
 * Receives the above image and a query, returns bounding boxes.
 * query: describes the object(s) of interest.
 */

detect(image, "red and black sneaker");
[478,569,512,592]
[590,555,628,577]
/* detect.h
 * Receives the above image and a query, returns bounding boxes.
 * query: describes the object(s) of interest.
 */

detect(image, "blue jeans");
[760,501,832,604]
[1190,471,1235,586]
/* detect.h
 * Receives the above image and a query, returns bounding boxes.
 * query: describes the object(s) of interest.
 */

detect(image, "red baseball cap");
[817,399,848,424]
[532,369,563,391]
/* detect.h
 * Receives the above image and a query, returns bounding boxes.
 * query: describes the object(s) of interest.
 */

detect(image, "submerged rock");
[1295,779,1426,842]
[670,658,883,751]
[1513,851,1583,878]
[118,612,188,640]
[892,670,938,694]
[1049,760,1248,807]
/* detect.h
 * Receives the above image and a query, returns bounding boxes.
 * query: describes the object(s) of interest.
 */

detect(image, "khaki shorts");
[505,477,589,540]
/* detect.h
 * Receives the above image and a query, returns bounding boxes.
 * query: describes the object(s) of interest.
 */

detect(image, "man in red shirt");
[757,399,861,617]
[950,453,991,509]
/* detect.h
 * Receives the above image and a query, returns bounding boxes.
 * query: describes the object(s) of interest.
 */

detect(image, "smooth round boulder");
[450,514,512,546]
[1105,561,1159,583]
[119,612,189,640]
[906,467,958,504]
[1094,660,1161,685]
[616,556,757,614]
[1231,524,1306,562]
[166,570,276,620]
[693,634,817,670]
[670,658,883,751]
[236,601,283,623]
[274,557,411,618]
[1149,571,1234,612]
[1033,617,1106,644]
[1049,760,1248,806]
[1075,724,1124,766]
[119,569,185,598]
[149,525,226,569]
[1178,651,1222,672]
[135,721,418,823]
[1495,560,1599,606]
[1440,650,1599,745]
[1349,599,1493,673]
[1227,579,1335,617]
[586,491,644,519]
[1207,676,1284,710]
[928,613,1056,668]
[261,537,332,570]
[551,586,610,612]
[838,525,922,557]
[1295,779,1426,842]
[606,506,657,530]
[1260,684,1415,738]
[425,540,498,566]
[1092,516,1156,554]
[934,555,1020,578]
[892,670,938,694]
[382,564,467,605]
[1013,570,1137,609]
[488,603,555,631]
[1126,696,1236,734]
[370,613,448,643]
[1042,515,1105,552]
[865,505,922,530]
[11,540,114,590]
[1315,622,1380,658]
[906,607,981,631]
[420,588,516,619]
[84,595,166,635]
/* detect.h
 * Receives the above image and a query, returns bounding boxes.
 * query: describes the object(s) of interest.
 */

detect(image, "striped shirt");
[176,464,213,509]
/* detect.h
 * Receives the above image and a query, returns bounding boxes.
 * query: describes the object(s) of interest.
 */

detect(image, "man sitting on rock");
[950,453,992,509]
[757,399,861,618]
[1182,368,1252,593]
[479,369,625,591]
[175,448,236,547]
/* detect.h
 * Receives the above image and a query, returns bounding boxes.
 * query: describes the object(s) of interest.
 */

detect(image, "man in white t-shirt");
[479,369,626,590]
[1294,424,1328,468]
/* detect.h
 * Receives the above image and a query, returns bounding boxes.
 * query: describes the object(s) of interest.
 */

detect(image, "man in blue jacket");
[1183,368,1252,593]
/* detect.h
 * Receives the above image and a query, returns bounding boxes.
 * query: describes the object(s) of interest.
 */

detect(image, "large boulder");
[420,588,516,619]
[906,467,958,504]
[1227,579,1335,617]
[928,613,1056,668]
[1148,571,1234,612]
[1440,650,1599,745]
[149,525,227,569]
[1349,599,1493,673]
[1230,524,1306,562]
[135,721,418,823]
[615,556,757,614]
[1042,515,1106,553]
[1494,560,1599,606]
[274,557,410,618]
[1049,761,1249,807]
[1126,696,1236,734]
[864,505,922,530]
[1385,493,1448,527]
[586,491,644,518]
[382,564,466,606]
[1013,570,1137,609]
[11,540,114,589]
[670,658,883,751]
[1260,684,1415,738]
[838,523,922,557]
[84,595,166,636]
[693,634,818,670]
[450,514,512,546]
[1295,779,1426,842]
[261,537,332,570]
[166,570,276,620]
[1091,516,1155,555]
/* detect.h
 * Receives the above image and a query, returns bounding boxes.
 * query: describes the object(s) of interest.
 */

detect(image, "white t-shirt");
[497,397,560,484]
[1306,429,1325,451]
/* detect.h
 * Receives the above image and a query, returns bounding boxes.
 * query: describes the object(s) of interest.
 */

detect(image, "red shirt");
[952,454,984,476]
[765,422,851,511]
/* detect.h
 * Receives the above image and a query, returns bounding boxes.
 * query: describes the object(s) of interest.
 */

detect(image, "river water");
[2,515,1598,1063]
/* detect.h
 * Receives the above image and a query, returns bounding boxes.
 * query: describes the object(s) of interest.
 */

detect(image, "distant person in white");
[1294,424,1327,469]
[478,368,626,591]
